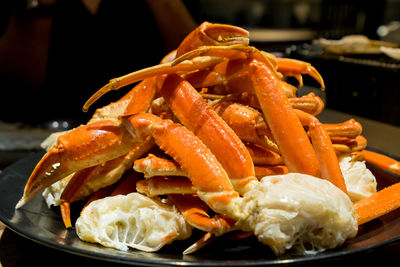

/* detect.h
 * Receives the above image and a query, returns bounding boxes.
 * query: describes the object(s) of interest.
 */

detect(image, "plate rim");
[1,149,400,266]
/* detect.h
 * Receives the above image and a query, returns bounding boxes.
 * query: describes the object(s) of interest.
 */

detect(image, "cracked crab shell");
[75,193,192,252]
[242,173,358,255]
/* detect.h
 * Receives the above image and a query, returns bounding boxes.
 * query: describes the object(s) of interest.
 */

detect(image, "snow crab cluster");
[16,22,400,255]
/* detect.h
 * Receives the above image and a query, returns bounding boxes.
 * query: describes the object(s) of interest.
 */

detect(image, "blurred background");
[0,0,399,128]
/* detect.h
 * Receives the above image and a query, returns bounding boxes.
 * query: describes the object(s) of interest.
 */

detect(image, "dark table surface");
[1,108,400,267]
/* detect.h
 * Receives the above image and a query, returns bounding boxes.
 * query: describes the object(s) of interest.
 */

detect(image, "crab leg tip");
[15,198,26,209]
[60,202,73,228]
[182,232,216,255]
[83,83,115,111]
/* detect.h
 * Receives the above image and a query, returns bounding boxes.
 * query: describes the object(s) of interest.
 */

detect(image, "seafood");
[75,192,192,252]
[16,22,400,256]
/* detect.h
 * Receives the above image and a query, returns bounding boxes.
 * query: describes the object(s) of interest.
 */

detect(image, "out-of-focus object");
[249,28,316,43]
[314,35,398,55]
[0,120,55,169]
[381,47,400,61]
[0,121,53,151]
[288,38,400,126]
[377,21,400,44]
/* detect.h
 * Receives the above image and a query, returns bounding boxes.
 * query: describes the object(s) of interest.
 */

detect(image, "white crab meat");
[42,174,73,207]
[40,131,68,151]
[339,155,377,202]
[234,173,358,255]
[42,178,68,208]
[75,193,192,252]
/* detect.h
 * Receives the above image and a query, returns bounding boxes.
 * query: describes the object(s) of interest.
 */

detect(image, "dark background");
[1,0,399,126]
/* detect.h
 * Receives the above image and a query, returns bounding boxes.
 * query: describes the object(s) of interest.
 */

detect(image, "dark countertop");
[1,108,400,267]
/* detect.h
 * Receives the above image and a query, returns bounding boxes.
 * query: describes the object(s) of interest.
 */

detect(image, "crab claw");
[176,21,249,57]
[276,58,325,89]
[16,120,137,208]
[83,22,249,112]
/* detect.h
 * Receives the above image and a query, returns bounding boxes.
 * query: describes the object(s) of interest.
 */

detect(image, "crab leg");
[83,56,225,111]
[168,194,214,232]
[136,166,289,194]
[58,137,154,228]
[354,182,400,225]
[174,45,279,78]
[362,150,400,176]
[122,78,158,115]
[133,153,186,178]
[276,57,325,89]
[249,59,320,177]
[176,21,249,57]
[66,172,138,219]
[135,165,289,193]
[288,93,325,116]
[136,176,195,196]
[183,59,243,90]
[83,22,250,111]
[89,77,156,123]
[211,101,275,150]
[208,94,323,152]
[183,232,217,255]
[307,121,347,193]
[60,166,97,228]
[78,136,154,198]
[168,194,237,234]
[175,47,322,93]
[213,96,358,151]
[17,64,160,210]
[294,109,347,192]
[134,151,283,183]
[176,45,324,88]
[186,66,296,98]
[123,113,240,215]
[254,165,288,179]
[16,120,138,208]
[324,119,362,139]
[17,75,157,210]
[84,44,323,114]
[160,74,256,194]
[169,194,239,255]
[245,144,283,165]
[332,136,367,154]
[83,22,249,111]
[278,80,298,98]
[209,92,324,117]
[89,49,174,120]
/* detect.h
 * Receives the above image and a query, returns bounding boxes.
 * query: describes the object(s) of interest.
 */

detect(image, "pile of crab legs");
[16,22,400,254]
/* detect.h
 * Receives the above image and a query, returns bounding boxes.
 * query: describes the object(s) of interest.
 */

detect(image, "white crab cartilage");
[75,193,192,252]
[236,173,358,255]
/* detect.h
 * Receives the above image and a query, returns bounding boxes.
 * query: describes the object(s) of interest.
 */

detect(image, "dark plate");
[0,150,400,266]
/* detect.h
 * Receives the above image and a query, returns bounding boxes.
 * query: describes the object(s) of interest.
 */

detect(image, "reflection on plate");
[0,151,400,266]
